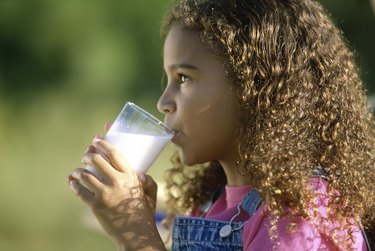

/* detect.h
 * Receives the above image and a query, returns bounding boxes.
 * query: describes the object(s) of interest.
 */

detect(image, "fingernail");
[92,138,101,146]
[105,121,112,128]
[70,181,79,195]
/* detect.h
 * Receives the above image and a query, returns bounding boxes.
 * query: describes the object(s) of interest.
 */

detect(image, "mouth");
[170,130,181,143]
[164,122,180,141]
[164,123,177,134]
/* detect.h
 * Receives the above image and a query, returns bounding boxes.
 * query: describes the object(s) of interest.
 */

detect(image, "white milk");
[86,131,172,178]
[105,131,172,173]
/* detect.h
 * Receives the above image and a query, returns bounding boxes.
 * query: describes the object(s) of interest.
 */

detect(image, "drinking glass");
[85,102,174,178]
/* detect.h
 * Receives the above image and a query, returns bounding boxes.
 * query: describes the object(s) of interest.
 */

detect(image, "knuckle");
[91,153,103,164]
[72,169,81,178]
[107,148,120,160]
[80,171,91,181]
[75,187,87,199]
[91,198,103,209]
[94,190,110,207]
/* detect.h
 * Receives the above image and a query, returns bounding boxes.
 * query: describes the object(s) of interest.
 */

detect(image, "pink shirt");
[192,178,367,250]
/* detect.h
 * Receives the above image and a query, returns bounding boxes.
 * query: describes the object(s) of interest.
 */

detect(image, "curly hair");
[160,0,375,248]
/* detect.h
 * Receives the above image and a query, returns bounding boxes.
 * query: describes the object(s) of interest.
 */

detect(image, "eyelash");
[178,73,190,84]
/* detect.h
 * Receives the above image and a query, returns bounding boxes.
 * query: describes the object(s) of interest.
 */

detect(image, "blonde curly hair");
[161,0,375,248]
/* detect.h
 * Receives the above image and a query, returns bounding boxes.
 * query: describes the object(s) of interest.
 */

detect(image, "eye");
[178,73,190,84]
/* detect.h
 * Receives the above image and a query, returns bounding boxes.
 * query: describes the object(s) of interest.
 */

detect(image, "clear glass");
[86,102,174,178]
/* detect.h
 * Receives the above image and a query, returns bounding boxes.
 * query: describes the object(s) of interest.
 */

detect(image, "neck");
[219,160,249,186]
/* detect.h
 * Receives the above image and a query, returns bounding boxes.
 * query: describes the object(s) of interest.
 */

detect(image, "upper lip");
[164,124,176,134]
[170,130,180,143]
[164,120,177,132]
[165,123,180,137]
[169,128,179,135]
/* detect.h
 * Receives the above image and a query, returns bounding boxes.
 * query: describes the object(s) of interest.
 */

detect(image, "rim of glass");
[124,102,175,134]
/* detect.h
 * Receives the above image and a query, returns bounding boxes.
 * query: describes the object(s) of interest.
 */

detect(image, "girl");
[69,0,375,250]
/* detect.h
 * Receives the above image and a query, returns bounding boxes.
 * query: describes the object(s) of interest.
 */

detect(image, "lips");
[172,130,181,140]
[164,121,180,141]
[164,122,178,134]
[167,127,181,143]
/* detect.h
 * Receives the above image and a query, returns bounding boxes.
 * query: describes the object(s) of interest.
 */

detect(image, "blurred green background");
[0,0,374,250]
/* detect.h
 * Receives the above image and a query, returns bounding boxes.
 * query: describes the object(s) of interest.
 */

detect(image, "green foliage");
[319,0,375,93]
[0,0,171,104]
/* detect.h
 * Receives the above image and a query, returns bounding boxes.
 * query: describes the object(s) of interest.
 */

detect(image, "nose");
[157,85,176,114]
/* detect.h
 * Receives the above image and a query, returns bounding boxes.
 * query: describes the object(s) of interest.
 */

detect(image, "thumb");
[138,174,158,203]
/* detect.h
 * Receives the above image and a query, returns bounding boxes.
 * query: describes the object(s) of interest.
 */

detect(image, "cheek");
[187,87,239,137]
[189,103,238,147]
[176,84,239,163]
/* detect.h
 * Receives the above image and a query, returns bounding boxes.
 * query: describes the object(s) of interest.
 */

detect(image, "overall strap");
[240,189,262,216]
[219,189,262,238]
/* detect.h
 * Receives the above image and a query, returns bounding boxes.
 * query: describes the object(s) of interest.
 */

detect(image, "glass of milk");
[85,102,174,178]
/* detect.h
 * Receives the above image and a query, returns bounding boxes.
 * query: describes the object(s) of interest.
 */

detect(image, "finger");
[77,169,105,193]
[71,167,92,180]
[94,133,104,140]
[69,178,95,206]
[84,144,97,154]
[71,168,103,188]
[92,138,132,174]
[139,174,158,202]
[84,134,104,154]
[104,121,112,132]
[82,152,119,181]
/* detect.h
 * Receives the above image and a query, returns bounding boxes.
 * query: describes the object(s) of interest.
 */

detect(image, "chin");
[177,149,207,167]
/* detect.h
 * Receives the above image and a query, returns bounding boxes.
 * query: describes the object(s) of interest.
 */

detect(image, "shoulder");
[242,204,332,250]
[243,206,366,250]
[242,178,367,250]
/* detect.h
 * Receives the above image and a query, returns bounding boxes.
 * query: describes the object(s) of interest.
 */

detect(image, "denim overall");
[172,189,262,250]
[171,167,372,250]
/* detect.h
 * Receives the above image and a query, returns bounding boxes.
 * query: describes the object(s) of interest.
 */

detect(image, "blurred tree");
[0,1,170,106]
[0,1,70,101]
[319,0,375,93]
[0,0,373,106]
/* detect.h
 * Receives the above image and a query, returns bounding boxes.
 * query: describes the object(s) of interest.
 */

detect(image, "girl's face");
[158,24,240,166]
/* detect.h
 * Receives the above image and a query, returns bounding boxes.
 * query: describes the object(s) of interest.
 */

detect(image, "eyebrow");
[167,63,201,72]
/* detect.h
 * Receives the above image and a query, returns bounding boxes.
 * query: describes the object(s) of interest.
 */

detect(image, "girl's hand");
[68,124,164,250]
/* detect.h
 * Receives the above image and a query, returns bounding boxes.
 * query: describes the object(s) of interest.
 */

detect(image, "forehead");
[163,24,217,67]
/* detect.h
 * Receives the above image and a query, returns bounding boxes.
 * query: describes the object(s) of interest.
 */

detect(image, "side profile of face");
[158,24,240,167]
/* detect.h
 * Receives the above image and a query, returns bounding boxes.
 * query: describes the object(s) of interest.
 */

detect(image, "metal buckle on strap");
[219,190,262,238]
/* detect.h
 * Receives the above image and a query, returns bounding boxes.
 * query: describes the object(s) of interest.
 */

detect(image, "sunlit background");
[0,1,374,250]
